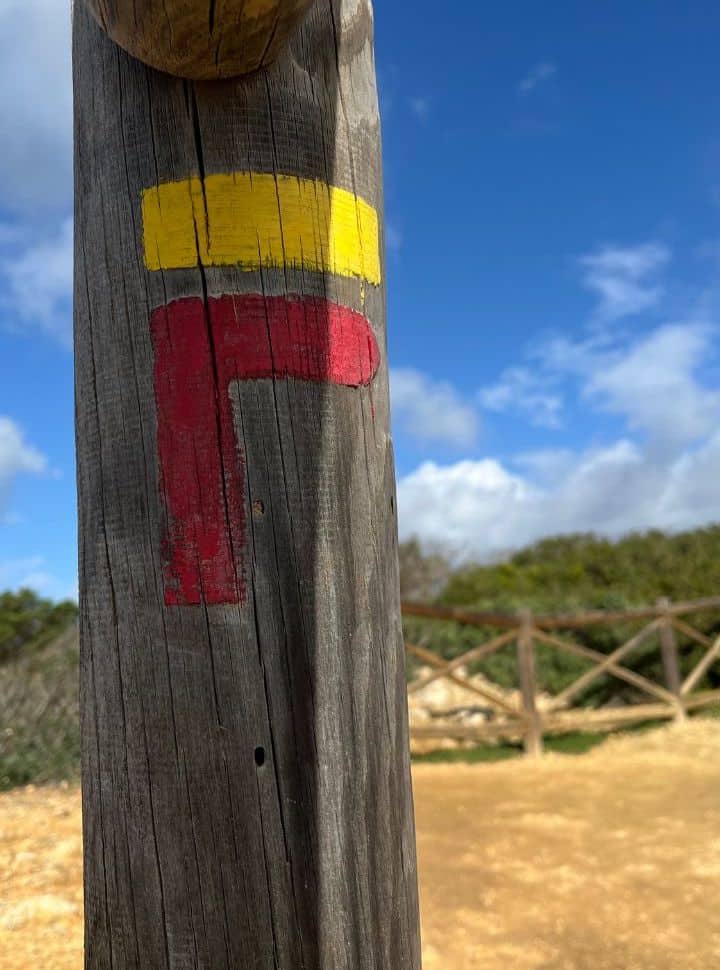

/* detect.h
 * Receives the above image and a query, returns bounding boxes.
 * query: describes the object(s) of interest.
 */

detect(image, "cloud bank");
[397,243,720,559]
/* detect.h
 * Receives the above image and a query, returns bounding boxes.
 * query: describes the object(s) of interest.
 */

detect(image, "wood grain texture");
[83,0,315,79]
[657,598,686,721]
[516,612,542,757]
[73,0,422,966]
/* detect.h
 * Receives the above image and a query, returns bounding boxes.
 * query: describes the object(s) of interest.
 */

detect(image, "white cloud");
[397,459,538,556]
[538,321,720,448]
[478,366,564,428]
[579,242,671,320]
[513,448,576,484]
[397,434,720,561]
[584,323,720,445]
[517,62,557,95]
[391,368,479,447]
[0,0,72,216]
[0,417,47,521]
[0,217,73,344]
[662,432,720,529]
[533,240,719,450]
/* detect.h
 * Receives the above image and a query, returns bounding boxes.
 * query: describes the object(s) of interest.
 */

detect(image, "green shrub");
[0,588,78,665]
[0,623,80,791]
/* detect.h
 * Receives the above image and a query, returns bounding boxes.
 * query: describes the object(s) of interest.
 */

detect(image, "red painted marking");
[152,294,380,606]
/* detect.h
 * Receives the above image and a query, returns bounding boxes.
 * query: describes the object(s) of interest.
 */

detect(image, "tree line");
[0,589,77,665]
[401,525,720,702]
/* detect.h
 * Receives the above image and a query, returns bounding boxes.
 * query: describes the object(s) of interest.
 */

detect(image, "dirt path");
[3,721,720,969]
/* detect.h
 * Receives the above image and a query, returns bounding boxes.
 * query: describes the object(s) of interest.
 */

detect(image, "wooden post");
[517,609,543,757]
[73,2,422,967]
[657,597,686,722]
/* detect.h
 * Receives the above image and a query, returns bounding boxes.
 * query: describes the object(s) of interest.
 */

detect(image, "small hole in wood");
[390,496,395,514]
[253,499,265,518]
[254,746,266,767]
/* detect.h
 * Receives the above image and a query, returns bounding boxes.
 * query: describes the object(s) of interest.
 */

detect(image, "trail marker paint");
[142,173,381,284]
[151,294,380,606]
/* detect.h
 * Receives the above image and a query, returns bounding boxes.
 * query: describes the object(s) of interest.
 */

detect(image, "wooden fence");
[402,597,720,756]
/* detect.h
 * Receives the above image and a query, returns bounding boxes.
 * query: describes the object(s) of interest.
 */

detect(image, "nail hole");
[253,499,265,518]
[254,746,266,767]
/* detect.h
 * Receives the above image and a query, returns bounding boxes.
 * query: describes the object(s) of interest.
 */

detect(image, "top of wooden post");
[82,0,315,80]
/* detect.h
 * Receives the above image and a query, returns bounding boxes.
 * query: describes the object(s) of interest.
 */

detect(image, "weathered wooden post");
[73,1,422,966]
[517,609,543,756]
[657,597,686,722]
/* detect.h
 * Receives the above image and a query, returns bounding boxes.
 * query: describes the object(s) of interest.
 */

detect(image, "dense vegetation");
[0,591,79,789]
[403,526,720,701]
[2,525,720,788]
[402,526,720,611]
[0,589,77,665]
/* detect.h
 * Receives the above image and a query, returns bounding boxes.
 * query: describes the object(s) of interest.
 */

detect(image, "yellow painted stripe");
[142,173,381,285]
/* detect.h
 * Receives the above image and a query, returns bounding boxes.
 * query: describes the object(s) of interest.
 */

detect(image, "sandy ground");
[2,720,720,969]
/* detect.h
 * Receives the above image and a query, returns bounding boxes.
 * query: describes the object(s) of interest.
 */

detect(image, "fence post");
[657,597,686,721]
[517,609,543,756]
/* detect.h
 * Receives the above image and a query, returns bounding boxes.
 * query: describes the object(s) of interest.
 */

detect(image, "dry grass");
[3,720,720,969]
[1,783,83,969]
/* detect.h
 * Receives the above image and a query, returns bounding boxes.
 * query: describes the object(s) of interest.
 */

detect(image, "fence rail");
[402,597,720,755]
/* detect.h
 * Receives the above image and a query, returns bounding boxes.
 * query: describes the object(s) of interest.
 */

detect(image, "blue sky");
[2,1,720,600]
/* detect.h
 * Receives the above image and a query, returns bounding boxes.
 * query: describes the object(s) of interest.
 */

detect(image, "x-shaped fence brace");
[403,599,720,754]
